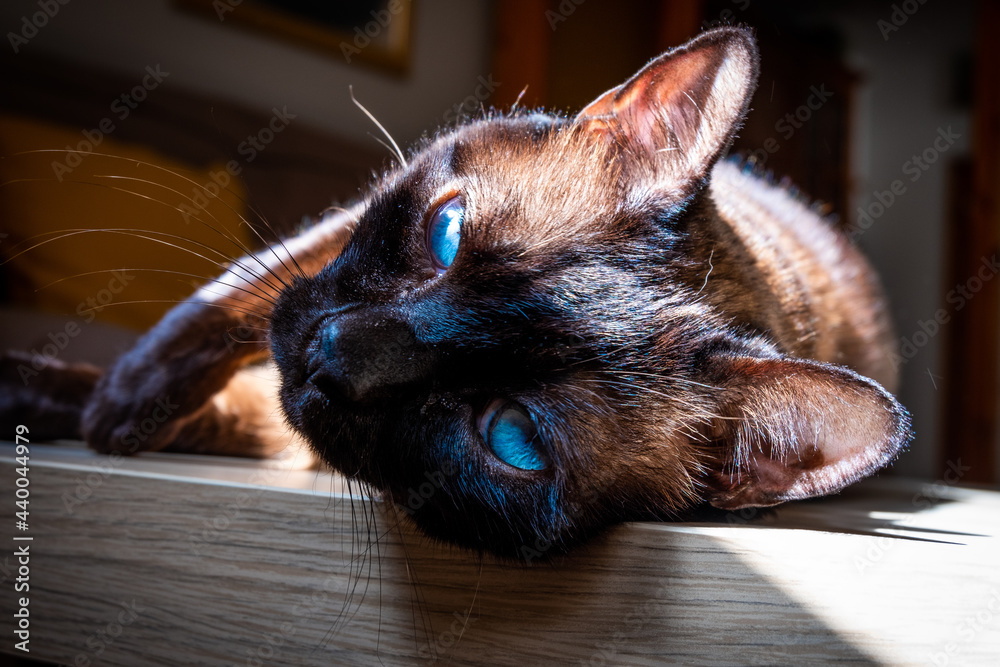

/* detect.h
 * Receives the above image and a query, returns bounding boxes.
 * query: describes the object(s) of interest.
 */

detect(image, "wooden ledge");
[1,441,999,666]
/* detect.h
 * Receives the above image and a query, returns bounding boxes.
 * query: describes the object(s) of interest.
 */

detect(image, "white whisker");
[350,86,407,168]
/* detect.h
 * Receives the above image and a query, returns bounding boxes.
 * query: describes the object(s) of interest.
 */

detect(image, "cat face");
[270,27,910,558]
[271,113,705,556]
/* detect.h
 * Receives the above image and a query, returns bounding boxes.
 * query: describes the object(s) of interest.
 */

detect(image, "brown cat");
[2,27,910,558]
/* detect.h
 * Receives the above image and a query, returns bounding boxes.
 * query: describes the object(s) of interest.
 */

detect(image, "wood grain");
[1,442,998,666]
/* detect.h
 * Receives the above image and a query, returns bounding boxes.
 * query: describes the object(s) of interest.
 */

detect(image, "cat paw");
[80,361,187,455]
[0,351,101,441]
[81,396,184,454]
[78,300,264,455]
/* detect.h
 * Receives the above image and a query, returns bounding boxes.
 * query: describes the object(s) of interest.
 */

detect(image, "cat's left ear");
[700,352,911,510]
[575,27,759,184]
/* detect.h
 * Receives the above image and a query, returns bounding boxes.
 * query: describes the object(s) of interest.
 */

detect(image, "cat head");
[270,27,910,558]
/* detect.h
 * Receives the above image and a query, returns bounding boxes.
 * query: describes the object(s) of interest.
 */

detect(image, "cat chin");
[394,489,589,562]
[285,386,589,559]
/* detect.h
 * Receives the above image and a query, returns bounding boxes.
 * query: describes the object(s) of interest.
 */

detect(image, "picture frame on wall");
[174,0,413,76]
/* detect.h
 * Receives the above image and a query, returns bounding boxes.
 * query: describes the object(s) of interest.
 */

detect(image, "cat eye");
[478,399,547,471]
[426,196,464,270]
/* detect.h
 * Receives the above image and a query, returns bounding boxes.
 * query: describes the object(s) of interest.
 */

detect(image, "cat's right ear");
[574,27,759,187]
[698,349,911,510]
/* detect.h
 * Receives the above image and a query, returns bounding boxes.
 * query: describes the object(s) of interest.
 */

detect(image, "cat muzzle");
[306,311,436,405]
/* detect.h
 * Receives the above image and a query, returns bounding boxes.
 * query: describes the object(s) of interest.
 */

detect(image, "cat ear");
[575,27,759,183]
[701,352,911,510]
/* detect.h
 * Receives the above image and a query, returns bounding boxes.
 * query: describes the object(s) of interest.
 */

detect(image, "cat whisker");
[6,149,300,285]
[598,369,722,392]
[451,559,483,652]
[383,503,436,660]
[350,86,407,169]
[194,286,278,312]
[367,494,387,666]
[681,90,703,116]
[3,226,284,300]
[510,85,529,112]
[319,477,365,643]
[91,173,294,287]
[327,488,378,646]
[319,205,361,227]
[341,478,364,627]
[586,377,709,414]
[317,484,423,656]
[75,299,270,320]
[696,248,714,295]
[2,226,229,267]
[222,337,262,347]
[368,135,401,162]
[569,329,664,367]
[89,178,291,292]
[36,268,277,307]
[225,326,270,334]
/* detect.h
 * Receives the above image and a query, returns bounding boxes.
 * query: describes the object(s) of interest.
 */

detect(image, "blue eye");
[478,399,546,471]
[426,196,464,269]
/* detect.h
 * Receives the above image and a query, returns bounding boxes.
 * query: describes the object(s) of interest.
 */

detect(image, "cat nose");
[307,311,435,404]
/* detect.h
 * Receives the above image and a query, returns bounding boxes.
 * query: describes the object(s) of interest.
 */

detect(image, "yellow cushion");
[0,114,253,331]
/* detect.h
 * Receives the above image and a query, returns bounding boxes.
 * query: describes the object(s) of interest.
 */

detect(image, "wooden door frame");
[940,0,1000,485]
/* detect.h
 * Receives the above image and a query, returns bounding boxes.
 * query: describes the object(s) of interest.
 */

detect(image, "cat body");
[2,27,910,558]
[705,161,897,391]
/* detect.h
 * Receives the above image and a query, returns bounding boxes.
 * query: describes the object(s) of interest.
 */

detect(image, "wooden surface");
[1,441,999,666]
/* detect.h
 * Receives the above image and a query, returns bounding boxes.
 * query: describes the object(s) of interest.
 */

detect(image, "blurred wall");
[818,1,973,479]
[0,0,496,149]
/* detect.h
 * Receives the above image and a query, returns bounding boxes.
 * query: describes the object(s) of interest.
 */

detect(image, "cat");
[1,26,911,559]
